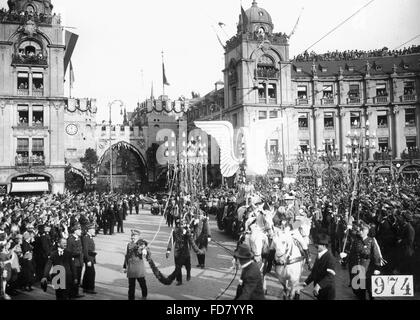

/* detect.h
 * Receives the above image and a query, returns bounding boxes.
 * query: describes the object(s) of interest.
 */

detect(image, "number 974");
[372,276,414,298]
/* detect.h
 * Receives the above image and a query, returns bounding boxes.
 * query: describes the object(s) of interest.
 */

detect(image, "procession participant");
[33,223,53,281]
[166,218,191,286]
[66,223,84,298]
[116,201,124,233]
[128,196,134,215]
[134,195,140,214]
[41,238,77,300]
[343,221,383,300]
[397,211,415,275]
[20,231,35,292]
[233,243,265,300]
[123,229,148,300]
[0,239,13,300]
[81,223,97,294]
[105,201,115,235]
[122,197,128,219]
[166,198,178,228]
[190,209,211,269]
[302,233,336,300]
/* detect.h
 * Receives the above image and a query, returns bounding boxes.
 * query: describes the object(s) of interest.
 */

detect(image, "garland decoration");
[146,257,177,285]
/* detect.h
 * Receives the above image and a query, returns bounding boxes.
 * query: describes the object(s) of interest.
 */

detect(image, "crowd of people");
[202,174,420,300]
[293,45,420,62]
[0,192,151,300]
[1,172,419,300]
[0,7,59,25]
[0,191,213,300]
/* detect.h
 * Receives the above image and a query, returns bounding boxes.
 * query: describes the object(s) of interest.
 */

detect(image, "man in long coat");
[81,223,97,294]
[123,229,148,300]
[66,223,84,298]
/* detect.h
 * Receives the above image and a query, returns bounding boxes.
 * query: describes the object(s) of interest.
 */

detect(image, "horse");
[271,227,306,300]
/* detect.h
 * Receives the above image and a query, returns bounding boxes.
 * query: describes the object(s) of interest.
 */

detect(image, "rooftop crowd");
[293,45,420,62]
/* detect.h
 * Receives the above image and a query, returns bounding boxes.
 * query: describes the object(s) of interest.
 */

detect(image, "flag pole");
[161,50,165,98]
[69,61,72,98]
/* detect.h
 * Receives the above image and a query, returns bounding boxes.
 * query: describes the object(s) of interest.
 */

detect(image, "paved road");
[13,207,418,300]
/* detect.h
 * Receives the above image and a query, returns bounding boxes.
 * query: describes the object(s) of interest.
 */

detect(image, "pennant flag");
[64,30,79,76]
[162,62,170,86]
[241,6,249,33]
[69,60,75,89]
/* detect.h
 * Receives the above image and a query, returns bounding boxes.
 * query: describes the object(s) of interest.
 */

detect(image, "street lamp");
[345,119,376,221]
[108,100,124,193]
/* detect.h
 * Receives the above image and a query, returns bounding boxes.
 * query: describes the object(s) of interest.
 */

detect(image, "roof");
[292,53,420,79]
[238,1,273,31]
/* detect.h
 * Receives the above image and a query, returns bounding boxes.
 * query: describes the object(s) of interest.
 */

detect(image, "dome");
[246,1,273,25]
[238,1,274,34]
[8,0,54,15]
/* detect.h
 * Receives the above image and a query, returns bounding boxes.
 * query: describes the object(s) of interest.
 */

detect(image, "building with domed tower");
[0,0,71,194]
[188,0,420,184]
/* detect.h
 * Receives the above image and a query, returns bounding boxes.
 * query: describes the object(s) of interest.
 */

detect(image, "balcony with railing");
[12,53,48,67]
[15,156,45,167]
[321,98,334,105]
[401,94,417,102]
[17,88,29,96]
[373,151,392,160]
[374,96,389,104]
[401,149,420,160]
[32,88,44,97]
[347,97,361,104]
[255,69,280,79]
[296,98,309,105]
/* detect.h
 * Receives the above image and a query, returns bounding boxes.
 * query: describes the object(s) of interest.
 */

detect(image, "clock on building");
[66,124,78,135]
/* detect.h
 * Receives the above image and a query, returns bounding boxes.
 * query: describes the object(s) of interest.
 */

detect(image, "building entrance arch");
[98,141,148,192]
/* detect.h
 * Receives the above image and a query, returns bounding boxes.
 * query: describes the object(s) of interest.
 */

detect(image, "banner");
[64,30,79,76]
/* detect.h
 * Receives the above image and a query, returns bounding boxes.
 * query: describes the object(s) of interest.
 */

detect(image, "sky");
[1,0,420,122]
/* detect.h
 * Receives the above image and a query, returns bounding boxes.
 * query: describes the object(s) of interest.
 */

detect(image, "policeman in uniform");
[123,229,148,300]
[341,220,383,300]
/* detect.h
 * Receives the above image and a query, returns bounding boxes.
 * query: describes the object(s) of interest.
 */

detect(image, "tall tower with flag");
[221,1,293,178]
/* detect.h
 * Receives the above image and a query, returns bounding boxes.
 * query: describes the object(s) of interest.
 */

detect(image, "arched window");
[18,40,43,57]
[256,55,278,78]
[26,5,35,14]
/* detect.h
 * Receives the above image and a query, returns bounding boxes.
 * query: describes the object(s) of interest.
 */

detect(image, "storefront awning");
[11,182,49,193]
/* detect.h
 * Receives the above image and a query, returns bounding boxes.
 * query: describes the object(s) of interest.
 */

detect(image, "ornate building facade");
[188,1,420,183]
[0,0,67,194]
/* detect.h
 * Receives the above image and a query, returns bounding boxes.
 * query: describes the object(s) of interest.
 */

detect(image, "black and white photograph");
[0,0,419,310]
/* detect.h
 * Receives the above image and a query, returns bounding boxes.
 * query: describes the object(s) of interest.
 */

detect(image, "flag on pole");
[241,6,249,33]
[151,82,154,99]
[69,61,75,89]
[64,30,79,76]
[162,62,170,86]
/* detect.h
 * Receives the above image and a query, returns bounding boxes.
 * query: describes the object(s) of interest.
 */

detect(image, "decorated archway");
[98,141,148,192]
[65,166,86,193]
[374,165,398,181]
[400,164,420,182]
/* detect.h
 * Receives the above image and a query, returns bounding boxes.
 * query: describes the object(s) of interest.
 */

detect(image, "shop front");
[10,174,50,194]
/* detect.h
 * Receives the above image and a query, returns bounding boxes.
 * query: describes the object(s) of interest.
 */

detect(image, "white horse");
[271,227,306,300]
